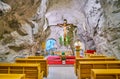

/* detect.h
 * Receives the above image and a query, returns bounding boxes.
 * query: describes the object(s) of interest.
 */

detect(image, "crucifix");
[57,19,73,40]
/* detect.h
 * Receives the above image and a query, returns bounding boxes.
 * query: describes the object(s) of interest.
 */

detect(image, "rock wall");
[83,0,120,58]
[0,0,41,62]
[98,0,120,58]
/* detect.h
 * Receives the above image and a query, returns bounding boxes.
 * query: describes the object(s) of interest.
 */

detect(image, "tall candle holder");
[75,46,81,58]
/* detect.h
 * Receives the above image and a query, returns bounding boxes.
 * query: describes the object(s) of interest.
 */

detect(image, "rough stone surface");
[0,0,40,62]
[83,0,120,58]
[0,1,11,14]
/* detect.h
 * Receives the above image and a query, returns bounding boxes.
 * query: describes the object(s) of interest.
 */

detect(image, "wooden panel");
[93,64,107,69]
[0,74,25,79]
[80,64,93,69]
[15,58,48,77]
[118,75,120,79]
[89,54,106,58]
[80,74,90,79]
[89,56,106,58]
[0,66,8,73]
[108,64,120,68]
[96,75,116,79]
[91,69,120,79]
[0,63,42,79]
[80,69,91,74]
[28,56,44,59]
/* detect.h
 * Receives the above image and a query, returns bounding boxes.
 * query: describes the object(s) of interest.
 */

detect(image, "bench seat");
[91,69,120,79]
[0,74,25,79]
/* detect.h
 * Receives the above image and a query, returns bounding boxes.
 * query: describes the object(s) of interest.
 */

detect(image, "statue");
[57,19,73,41]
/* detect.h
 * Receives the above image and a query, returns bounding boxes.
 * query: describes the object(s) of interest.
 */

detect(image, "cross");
[57,19,73,39]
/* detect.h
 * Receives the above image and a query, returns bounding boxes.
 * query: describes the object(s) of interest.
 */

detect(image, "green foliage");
[59,36,63,46]
[59,36,70,46]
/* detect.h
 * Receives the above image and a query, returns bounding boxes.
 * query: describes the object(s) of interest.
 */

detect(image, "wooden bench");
[0,74,25,79]
[78,61,120,79]
[0,63,43,79]
[91,69,120,79]
[89,55,106,58]
[75,57,116,76]
[27,56,44,59]
[15,58,48,77]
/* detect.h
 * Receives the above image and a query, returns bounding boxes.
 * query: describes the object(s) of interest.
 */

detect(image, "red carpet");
[47,56,76,65]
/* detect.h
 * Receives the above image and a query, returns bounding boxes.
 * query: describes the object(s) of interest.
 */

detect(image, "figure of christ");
[57,19,72,40]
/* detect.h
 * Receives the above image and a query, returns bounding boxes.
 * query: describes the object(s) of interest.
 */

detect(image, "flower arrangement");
[60,52,66,60]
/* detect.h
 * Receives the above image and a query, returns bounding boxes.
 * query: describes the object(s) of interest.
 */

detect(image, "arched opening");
[46,38,57,55]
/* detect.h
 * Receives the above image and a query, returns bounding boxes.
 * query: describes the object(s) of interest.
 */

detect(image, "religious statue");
[57,19,73,46]
[57,19,72,39]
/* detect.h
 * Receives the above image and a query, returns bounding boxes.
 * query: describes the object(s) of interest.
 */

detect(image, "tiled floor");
[44,65,77,79]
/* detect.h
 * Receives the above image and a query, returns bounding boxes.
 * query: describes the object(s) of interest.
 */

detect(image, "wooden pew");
[89,55,106,58]
[75,57,116,76]
[27,56,44,59]
[0,63,43,79]
[78,61,120,79]
[0,74,25,79]
[91,69,120,79]
[15,58,48,77]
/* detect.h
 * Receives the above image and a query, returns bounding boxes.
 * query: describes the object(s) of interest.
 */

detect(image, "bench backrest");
[78,61,120,79]
[15,58,48,77]
[27,56,44,59]
[0,63,42,79]
[91,69,120,79]
[89,55,106,58]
